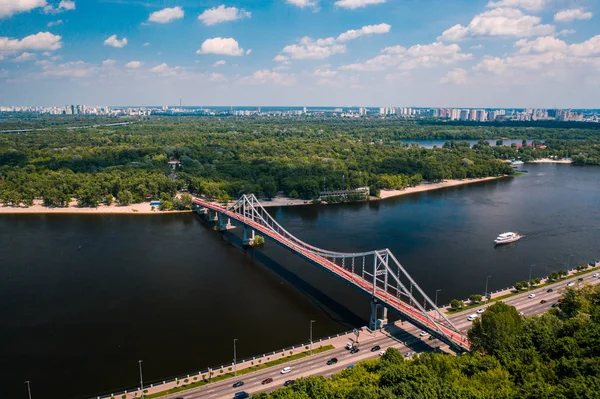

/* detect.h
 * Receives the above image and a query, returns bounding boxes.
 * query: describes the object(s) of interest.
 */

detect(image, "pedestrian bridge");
[193,194,470,352]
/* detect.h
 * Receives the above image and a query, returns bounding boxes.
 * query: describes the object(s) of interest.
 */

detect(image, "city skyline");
[1,0,600,107]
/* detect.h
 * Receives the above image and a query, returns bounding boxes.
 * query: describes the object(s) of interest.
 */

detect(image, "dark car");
[326,357,338,365]
[547,288,553,293]
[552,303,560,308]
[371,345,381,352]
[234,392,249,399]
[540,299,547,304]
[578,277,584,281]
[232,381,244,388]
[284,380,295,387]
[350,347,360,354]
[261,378,273,385]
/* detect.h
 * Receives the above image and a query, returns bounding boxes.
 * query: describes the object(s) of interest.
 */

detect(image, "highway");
[161,271,599,399]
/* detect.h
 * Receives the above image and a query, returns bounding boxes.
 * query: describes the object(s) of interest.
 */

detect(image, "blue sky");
[1,0,599,107]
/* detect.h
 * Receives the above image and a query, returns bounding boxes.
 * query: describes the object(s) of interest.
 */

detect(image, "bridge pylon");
[369,298,388,331]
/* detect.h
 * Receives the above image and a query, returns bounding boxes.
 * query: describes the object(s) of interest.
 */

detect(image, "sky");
[0,0,599,107]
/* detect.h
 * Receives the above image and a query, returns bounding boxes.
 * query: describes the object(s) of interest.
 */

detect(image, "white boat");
[510,160,524,167]
[494,232,522,245]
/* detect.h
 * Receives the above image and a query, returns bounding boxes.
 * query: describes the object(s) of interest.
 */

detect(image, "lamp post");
[25,381,32,399]
[434,289,441,320]
[138,360,144,399]
[485,275,492,300]
[528,264,535,291]
[310,320,316,355]
[233,339,238,376]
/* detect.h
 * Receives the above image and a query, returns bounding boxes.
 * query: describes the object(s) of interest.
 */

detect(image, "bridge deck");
[193,198,469,351]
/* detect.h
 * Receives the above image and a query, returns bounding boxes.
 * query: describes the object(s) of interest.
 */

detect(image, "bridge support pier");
[369,299,388,331]
[243,227,255,246]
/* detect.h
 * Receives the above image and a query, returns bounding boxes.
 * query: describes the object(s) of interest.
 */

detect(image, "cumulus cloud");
[336,23,391,42]
[148,6,184,23]
[0,0,46,18]
[242,69,297,86]
[125,61,141,69]
[198,5,250,26]
[515,36,568,53]
[554,9,593,22]
[150,63,182,76]
[441,67,468,84]
[341,42,472,71]
[43,0,75,14]
[102,59,116,66]
[213,60,226,67]
[104,34,127,48]
[0,32,62,58]
[196,37,245,56]
[439,8,555,41]
[334,0,386,9]
[59,0,74,10]
[14,52,35,62]
[486,0,547,12]
[47,19,63,27]
[286,0,318,8]
[277,23,390,60]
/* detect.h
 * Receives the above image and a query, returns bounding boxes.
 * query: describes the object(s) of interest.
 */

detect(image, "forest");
[255,284,600,399]
[0,117,598,207]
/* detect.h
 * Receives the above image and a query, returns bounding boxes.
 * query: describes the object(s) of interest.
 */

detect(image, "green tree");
[549,271,559,280]
[450,299,463,309]
[117,190,134,206]
[514,282,524,291]
[468,301,524,356]
[470,294,483,303]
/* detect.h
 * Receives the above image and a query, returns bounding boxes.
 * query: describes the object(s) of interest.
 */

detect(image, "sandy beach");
[378,176,503,200]
[0,199,192,214]
[527,158,572,164]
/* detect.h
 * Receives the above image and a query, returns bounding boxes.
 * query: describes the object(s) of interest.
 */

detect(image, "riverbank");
[378,176,503,200]
[527,158,572,164]
[0,199,191,214]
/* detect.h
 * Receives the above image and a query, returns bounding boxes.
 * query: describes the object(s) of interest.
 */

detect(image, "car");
[551,303,560,308]
[261,378,273,385]
[419,331,429,337]
[593,273,598,278]
[467,314,478,321]
[345,342,353,350]
[371,345,381,352]
[567,281,575,287]
[590,261,597,267]
[232,381,245,388]
[476,308,485,314]
[404,351,415,358]
[578,277,584,281]
[284,380,295,387]
[234,392,249,399]
[347,365,355,369]
[540,299,547,304]
[350,347,360,354]
[547,288,554,293]
[281,366,292,374]
[326,358,338,365]
[558,297,563,302]
[519,311,524,316]
[528,293,535,299]
[379,351,386,356]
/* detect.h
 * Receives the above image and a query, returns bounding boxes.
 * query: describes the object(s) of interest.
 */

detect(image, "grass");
[446,265,600,314]
[145,345,334,398]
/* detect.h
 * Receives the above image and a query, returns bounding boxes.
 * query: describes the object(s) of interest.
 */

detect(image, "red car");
[261,378,273,385]
[540,299,547,304]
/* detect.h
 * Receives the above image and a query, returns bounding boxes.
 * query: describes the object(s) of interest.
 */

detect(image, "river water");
[1,164,599,399]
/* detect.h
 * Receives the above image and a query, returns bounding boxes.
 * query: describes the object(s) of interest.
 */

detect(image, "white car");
[528,293,535,299]
[467,314,478,321]
[419,331,429,337]
[379,351,386,356]
[593,273,598,278]
[281,367,292,374]
[567,281,575,287]
[476,308,485,314]
[345,342,353,350]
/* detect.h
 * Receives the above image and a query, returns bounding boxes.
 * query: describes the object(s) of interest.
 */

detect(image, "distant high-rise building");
[359,107,367,116]
[379,107,387,116]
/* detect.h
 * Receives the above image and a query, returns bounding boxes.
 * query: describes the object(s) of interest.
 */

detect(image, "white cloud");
[242,69,297,86]
[43,0,75,14]
[341,42,472,71]
[209,72,226,82]
[58,0,74,10]
[439,8,555,41]
[569,35,600,57]
[246,49,252,55]
[554,9,593,22]
[47,19,63,27]
[469,44,484,49]
[0,32,62,58]
[150,63,181,76]
[14,52,35,62]
[196,37,244,56]
[125,61,141,69]
[0,0,46,18]
[441,67,468,84]
[104,34,127,48]
[486,0,547,12]
[336,23,391,42]
[515,36,567,53]
[40,60,96,78]
[198,5,250,26]
[334,0,386,9]
[274,55,290,62]
[312,68,338,78]
[213,60,226,67]
[143,42,150,47]
[102,59,116,66]
[286,0,318,8]
[148,6,184,23]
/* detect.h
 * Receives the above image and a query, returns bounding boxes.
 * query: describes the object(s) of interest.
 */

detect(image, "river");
[1,164,599,399]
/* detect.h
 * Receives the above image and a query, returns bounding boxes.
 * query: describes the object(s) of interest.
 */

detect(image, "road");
[161,271,599,399]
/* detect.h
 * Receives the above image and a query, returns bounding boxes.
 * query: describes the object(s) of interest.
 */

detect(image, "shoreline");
[526,158,572,164]
[0,199,192,215]
[377,176,503,200]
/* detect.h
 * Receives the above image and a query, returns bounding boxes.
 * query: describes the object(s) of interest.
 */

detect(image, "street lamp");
[435,289,441,320]
[25,381,32,399]
[528,264,535,291]
[485,275,492,300]
[233,339,238,376]
[310,320,316,355]
[138,360,144,399]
